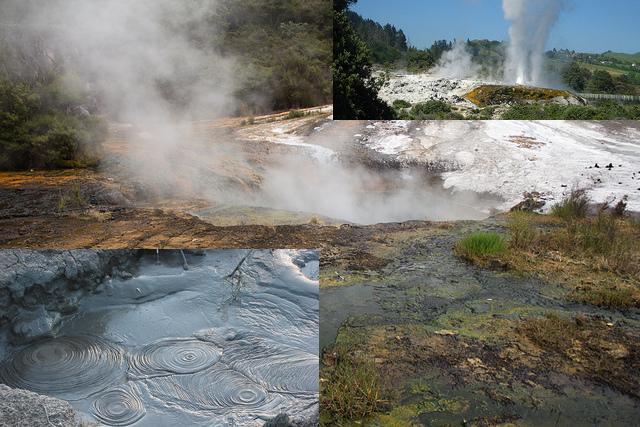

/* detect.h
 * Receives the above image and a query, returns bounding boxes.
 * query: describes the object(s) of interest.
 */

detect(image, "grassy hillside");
[602,51,640,64]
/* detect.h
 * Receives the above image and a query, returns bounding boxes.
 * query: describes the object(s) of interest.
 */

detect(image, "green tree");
[587,70,616,94]
[406,48,435,72]
[562,62,591,92]
[333,0,393,119]
[0,79,106,170]
[429,40,453,62]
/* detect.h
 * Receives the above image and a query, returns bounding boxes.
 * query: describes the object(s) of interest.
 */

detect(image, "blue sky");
[351,0,640,54]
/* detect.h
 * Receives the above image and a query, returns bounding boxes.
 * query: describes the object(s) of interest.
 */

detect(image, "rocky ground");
[378,73,585,119]
[379,74,482,108]
[0,385,79,427]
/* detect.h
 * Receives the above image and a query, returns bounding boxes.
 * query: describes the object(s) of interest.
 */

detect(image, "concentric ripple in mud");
[91,384,146,426]
[0,336,125,400]
[222,337,318,394]
[129,339,222,378]
[146,366,277,414]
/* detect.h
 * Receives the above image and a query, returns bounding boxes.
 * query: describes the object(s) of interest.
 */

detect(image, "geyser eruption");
[503,0,566,86]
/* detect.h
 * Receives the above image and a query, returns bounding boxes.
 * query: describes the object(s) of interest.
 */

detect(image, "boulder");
[0,385,78,427]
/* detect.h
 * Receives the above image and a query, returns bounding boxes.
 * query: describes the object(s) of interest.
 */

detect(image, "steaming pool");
[196,118,640,227]
[0,250,319,426]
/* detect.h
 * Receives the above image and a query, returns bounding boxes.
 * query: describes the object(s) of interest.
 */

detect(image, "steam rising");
[1,0,236,189]
[261,159,495,224]
[502,0,566,85]
[433,40,479,79]
[1,1,504,225]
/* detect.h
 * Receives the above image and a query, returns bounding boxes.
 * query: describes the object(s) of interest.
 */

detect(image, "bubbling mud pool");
[0,249,319,426]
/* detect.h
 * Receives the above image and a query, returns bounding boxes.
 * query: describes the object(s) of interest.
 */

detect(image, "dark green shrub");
[0,79,106,170]
[551,189,590,221]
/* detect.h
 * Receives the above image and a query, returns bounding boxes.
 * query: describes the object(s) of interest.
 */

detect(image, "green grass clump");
[57,182,88,214]
[455,232,507,260]
[287,109,306,119]
[321,346,382,424]
[392,99,411,109]
[501,102,640,120]
[551,189,589,221]
[508,212,537,250]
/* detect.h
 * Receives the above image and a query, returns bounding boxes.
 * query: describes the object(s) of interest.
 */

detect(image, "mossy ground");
[322,314,640,426]
[460,211,640,310]
[465,84,575,107]
[320,209,640,426]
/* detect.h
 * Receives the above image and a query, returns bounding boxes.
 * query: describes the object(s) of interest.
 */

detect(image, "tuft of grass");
[455,232,507,260]
[562,213,638,277]
[551,188,589,221]
[287,109,306,119]
[570,286,636,309]
[612,196,628,217]
[507,212,537,250]
[57,182,87,214]
[504,210,639,309]
[321,346,382,423]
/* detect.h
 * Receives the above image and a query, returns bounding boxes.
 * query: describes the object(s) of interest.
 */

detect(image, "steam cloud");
[502,0,566,85]
[1,1,503,225]
[1,0,237,194]
[433,40,480,80]
[3,0,236,120]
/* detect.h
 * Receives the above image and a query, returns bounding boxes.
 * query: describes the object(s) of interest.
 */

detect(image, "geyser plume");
[502,0,566,86]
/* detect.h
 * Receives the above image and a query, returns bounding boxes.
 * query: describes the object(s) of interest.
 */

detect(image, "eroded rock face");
[0,250,136,342]
[0,384,78,427]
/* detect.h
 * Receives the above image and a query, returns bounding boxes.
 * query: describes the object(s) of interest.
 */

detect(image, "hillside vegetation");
[550,49,640,95]
[349,10,640,98]
[0,0,332,170]
[217,0,332,113]
[333,0,394,119]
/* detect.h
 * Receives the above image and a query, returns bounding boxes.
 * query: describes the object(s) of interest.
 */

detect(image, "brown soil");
[0,200,443,253]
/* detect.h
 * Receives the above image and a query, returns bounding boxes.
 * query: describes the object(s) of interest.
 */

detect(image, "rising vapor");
[433,40,480,79]
[502,0,566,86]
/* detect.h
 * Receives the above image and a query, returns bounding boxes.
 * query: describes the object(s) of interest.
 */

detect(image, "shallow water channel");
[0,250,319,426]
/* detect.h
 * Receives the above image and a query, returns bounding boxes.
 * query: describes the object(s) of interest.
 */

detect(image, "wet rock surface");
[0,249,135,341]
[0,249,319,426]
